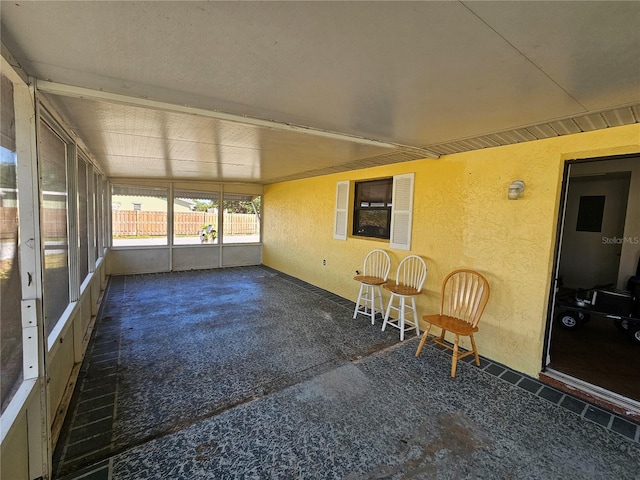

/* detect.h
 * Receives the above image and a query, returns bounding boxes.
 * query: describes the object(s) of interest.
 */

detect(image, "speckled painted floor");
[54,266,640,480]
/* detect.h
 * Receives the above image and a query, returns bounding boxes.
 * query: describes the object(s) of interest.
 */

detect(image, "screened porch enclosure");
[2,2,640,479]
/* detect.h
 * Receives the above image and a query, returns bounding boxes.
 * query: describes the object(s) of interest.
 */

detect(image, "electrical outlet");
[322,259,326,266]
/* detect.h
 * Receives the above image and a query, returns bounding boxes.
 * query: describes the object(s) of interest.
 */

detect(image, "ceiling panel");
[464,1,640,110]
[45,94,404,183]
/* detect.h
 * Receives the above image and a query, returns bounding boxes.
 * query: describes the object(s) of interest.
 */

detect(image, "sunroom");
[1,2,640,479]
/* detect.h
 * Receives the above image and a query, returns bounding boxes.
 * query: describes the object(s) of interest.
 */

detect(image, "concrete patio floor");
[53,266,640,479]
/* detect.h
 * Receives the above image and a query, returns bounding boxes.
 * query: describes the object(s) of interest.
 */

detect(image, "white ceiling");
[1,1,639,184]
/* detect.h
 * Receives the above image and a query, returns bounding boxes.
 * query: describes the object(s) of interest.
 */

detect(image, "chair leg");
[382,294,394,332]
[451,334,460,377]
[438,328,446,342]
[470,333,480,366]
[415,324,432,357]
[353,283,365,319]
[410,297,419,336]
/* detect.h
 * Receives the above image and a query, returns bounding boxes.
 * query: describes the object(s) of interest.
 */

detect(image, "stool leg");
[410,297,419,336]
[382,294,394,332]
[353,283,365,319]
[367,285,376,325]
[375,286,384,324]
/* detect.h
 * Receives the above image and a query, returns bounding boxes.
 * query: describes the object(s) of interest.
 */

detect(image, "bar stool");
[353,249,391,325]
[382,255,427,340]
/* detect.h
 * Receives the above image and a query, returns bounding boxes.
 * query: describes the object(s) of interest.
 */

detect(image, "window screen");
[173,189,219,245]
[111,185,168,246]
[222,193,261,244]
[40,120,70,336]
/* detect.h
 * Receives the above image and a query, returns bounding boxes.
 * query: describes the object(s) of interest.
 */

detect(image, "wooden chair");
[382,255,427,340]
[415,269,490,377]
[353,249,391,325]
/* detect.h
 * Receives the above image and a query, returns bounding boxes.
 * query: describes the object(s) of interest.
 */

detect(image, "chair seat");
[384,284,420,296]
[354,275,386,286]
[423,314,478,336]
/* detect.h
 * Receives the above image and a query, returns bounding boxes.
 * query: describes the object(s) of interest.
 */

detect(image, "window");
[101,178,110,251]
[93,172,101,259]
[173,189,219,245]
[222,193,261,244]
[335,173,414,250]
[353,178,393,239]
[39,119,70,336]
[111,185,168,246]
[1,73,23,412]
[78,158,89,283]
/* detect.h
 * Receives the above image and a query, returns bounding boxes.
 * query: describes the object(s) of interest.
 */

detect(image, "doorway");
[558,173,629,288]
[546,155,640,410]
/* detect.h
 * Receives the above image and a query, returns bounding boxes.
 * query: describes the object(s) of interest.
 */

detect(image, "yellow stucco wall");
[263,124,640,376]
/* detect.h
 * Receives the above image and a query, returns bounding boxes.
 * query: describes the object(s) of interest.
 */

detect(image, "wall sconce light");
[508,180,525,200]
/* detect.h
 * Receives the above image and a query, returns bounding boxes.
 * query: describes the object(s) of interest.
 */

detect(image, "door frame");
[542,160,572,370]
[542,153,640,412]
[543,153,638,370]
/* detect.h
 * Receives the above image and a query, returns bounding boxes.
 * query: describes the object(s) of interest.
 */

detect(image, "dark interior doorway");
[547,156,640,407]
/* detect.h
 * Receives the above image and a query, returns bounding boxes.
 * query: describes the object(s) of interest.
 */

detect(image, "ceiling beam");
[1,41,30,85]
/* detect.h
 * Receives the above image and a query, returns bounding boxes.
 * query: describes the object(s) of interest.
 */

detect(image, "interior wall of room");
[563,158,640,289]
[262,124,640,377]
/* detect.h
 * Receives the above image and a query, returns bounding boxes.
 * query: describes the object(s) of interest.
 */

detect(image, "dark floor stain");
[348,412,493,480]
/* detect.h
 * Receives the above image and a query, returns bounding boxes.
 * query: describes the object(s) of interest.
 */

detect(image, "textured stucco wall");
[263,124,640,376]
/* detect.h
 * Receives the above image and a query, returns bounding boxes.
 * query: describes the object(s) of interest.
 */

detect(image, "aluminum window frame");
[352,177,393,240]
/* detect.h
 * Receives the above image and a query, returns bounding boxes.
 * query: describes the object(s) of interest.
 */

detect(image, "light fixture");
[508,180,525,200]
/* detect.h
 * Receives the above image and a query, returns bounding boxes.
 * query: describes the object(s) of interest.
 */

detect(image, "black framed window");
[353,178,392,239]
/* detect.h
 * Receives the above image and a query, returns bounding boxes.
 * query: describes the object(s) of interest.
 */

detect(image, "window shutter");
[389,173,414,250]
[334,181,349,240]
